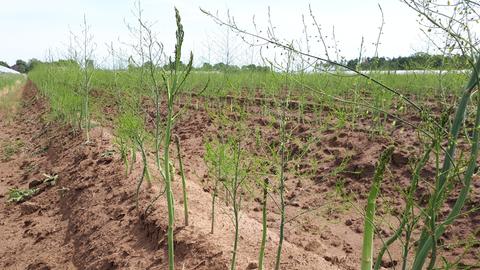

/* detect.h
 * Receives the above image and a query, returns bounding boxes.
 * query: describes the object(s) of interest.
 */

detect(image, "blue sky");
[0,0,428,67]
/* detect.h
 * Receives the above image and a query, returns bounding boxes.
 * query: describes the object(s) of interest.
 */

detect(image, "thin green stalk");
[139,140,151,183]
[154,91,161,170]
[427,135,442,270]
[163,106,175,270]
[129,146,137,174]
[258,178,269,270]
[231,197,241,270]
[119,139,129,176]
[373,144,433,270]
[402,221,415,270]
[274,49,293,270]
[174,135,189,226]
[361,146,394,270]
[274,103,287,270]
[211,179,218,234]
[211,148,222,234]
[138,17,162,171]
[230,140,242,270]
[135,137,150,210]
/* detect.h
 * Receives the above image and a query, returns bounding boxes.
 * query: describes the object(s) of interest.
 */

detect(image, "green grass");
[28,63,84,128]
[1,138,24,161]
[7,187,39,203]
[0,73,25,89]
[184,70,468,98]
[0,73,26,119]
[88,68,469,104]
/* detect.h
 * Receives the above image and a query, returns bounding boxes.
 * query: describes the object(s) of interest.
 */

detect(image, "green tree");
[27,58,42,72]
[12,59,28,73]
[14,59,28,73]
[200,62,212,70]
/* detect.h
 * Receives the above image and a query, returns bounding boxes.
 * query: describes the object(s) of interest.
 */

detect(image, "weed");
[7,187,39,203]
[1,139,24,161]
[42,173,58,186]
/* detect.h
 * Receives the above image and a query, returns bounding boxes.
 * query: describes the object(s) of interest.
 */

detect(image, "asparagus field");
[1,1,480,269]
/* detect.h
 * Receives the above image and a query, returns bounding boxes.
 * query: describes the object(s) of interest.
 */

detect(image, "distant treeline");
[0,59,42,73]
[196,62,270,72]
[346,53,472,70]
[149,53,473,72]
[127,53,474,72]
[139,61,270,72]
[2,52,473,74]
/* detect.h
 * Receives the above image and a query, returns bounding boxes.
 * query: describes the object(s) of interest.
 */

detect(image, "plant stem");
[230,140,242,270]
[258,178,269,270]
[164,103,175,270]
[361,146,394,270]
[175,135,189,226]
[210,179,218,234]
[373,144,432,270]
[274,103,287,270]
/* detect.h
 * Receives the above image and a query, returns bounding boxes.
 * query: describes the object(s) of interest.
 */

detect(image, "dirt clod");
[246,261,258,269]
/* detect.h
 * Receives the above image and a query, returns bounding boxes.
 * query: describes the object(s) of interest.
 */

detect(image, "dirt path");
[0,82,339,269]
[0,81,75,269]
